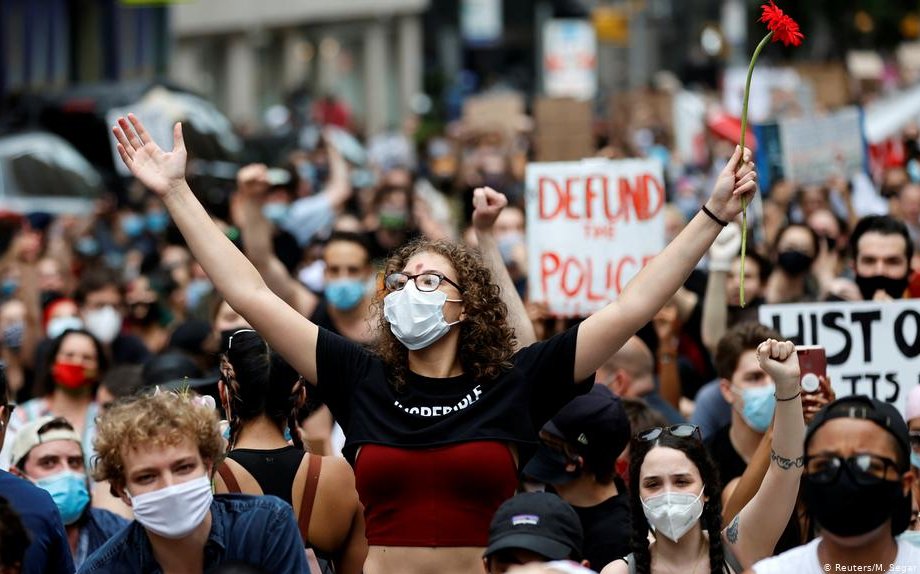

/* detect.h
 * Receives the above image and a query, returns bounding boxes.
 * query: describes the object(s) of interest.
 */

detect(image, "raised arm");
[472,187,536,349]
[233,164,319,317]
[701,223,741,354]
[112,115,320,383]
[724,339,804,568]
[573,147,757,381]
[322,134,353,212]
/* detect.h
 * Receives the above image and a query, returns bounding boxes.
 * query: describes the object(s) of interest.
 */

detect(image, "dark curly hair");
[628,433,728,574]
[373,238,516,390]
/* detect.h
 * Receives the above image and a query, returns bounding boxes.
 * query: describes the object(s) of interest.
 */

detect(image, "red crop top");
[354,441,518,547]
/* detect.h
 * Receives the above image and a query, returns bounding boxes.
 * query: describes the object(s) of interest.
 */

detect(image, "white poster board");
[759,300,920,415]
[525,158,666,317]
[778,106,865,185]
[543,19,597,101]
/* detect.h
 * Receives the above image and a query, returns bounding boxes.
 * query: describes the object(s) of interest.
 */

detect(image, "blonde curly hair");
[373,238,516,390]
[92,390,223,490]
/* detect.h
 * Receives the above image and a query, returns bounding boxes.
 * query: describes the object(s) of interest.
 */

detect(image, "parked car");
[0,131,104,214]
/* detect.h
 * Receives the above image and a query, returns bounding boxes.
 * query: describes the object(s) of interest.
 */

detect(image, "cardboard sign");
[777,107,865,186]
[525,159,666,317]
[543,19,597,101]
[461,92,526,134]
[759,300,920,415]
[533,97,594,161]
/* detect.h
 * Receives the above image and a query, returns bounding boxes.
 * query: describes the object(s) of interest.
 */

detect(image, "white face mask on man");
[83,305,123,344]
[128,475,213,539]
[640,488,705,542]
[383,282,461,351]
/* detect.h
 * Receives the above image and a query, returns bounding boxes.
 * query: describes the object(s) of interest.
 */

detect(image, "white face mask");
[47,316,85,339]
[641,488,705,542]
[83,305,122,344]
[383,282,461,351]
[128,475,213,539]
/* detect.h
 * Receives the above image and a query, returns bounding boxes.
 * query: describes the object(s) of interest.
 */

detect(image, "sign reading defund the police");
[525,158,665,317]
[759,300,920,414]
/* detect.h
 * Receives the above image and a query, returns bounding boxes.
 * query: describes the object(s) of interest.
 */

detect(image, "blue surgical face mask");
[75,237,100,257]
[911,451,920,470]
[146,211,170,234]
[901,529,920,546]
[262,203,289,225]
[121,214,145,238]
[325,278,366,311]
[733,383,776,433]
[1,278,18,298]
[35,470,90,525]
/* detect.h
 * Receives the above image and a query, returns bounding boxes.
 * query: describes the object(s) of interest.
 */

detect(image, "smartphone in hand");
[796,346,826,393]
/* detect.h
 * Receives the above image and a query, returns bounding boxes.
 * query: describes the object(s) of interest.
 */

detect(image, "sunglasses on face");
[804,453,901,486]
[635,424,702,443]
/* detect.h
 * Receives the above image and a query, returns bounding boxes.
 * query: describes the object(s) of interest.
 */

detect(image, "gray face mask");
[383,283,460,351]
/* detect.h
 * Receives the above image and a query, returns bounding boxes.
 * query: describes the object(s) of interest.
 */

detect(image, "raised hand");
[756,339,800,388]
[706,146,757,223]
[112,114,187,197]
[471,187,508,232]
[236,164,271,200]
[709,222,742,271]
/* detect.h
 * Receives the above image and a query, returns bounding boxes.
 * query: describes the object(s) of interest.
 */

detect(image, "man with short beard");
[849,215,913,301]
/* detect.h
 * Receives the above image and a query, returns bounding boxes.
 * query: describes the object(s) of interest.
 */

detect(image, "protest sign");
[543,19,597,101]
[759,300,920,415]
[525,158,665,317]
[777,106,865,186]
[533,97,593,161]
[461,92,526,134]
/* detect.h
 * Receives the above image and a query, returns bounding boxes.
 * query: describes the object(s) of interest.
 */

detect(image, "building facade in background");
[169,0,428,136]
[1,0,168,98]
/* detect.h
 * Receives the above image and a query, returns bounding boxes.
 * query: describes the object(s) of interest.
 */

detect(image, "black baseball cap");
[805,395,910,470]
[523,385,631,484]
[484,492,583,561]
[142,351,214,390]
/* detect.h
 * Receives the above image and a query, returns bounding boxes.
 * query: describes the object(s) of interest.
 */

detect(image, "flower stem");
[737,31,773,308]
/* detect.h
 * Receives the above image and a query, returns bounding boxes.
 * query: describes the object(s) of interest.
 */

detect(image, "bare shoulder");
[318,455,358,502]
[600,558,629,574]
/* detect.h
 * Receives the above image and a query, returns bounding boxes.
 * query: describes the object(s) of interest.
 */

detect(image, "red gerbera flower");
[759,1,804,47]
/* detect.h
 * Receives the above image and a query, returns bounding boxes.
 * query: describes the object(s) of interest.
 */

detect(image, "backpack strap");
[215,457,263,495]
[291,453,323,542]
[217,463,241,493]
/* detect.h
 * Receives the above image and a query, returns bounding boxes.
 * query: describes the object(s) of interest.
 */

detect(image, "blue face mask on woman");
[733,383,776,433]
[35,471,90,525]
[325,279,366,311]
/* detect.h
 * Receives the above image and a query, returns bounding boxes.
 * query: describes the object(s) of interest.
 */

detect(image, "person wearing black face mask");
[764,224,820,304]
[522,385,632,570]
[849,215,914,301]
[752,396,920,574]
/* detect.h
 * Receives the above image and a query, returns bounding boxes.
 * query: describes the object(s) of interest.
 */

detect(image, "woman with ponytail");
[212,329,366,574]
[602,340,805,574]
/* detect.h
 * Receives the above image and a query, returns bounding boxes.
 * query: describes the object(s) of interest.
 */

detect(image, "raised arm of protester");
[723,339,805,567]
[573,146,757,382]
[472,186,536,349]
[722,375,834,524]
[701,223,741,354]
[113,116,322,383]
[233,163,319,317]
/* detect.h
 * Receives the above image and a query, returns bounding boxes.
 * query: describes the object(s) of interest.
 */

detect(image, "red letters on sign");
[537,173,665,222]
[540,253,649,311]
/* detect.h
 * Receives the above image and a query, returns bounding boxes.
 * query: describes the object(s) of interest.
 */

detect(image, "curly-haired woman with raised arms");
[112,115,757,574]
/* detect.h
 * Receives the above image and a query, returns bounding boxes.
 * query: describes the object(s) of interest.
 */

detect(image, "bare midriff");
[363,545,485,574]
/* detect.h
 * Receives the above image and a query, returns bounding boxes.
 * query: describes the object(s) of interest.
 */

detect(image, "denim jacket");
[78,494,309,573]
[75,508,130,570]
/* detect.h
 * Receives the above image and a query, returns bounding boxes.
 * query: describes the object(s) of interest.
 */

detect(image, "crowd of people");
[0,82,918,574]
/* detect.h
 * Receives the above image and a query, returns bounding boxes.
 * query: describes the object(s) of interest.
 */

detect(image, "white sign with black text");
[759,300,920,415]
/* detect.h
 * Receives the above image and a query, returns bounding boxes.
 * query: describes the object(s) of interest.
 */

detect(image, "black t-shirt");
[704,424,747,486]
[226,446,305,505]
[314,325,593,463]
[572,477,632,571]
[309,297,340,336]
